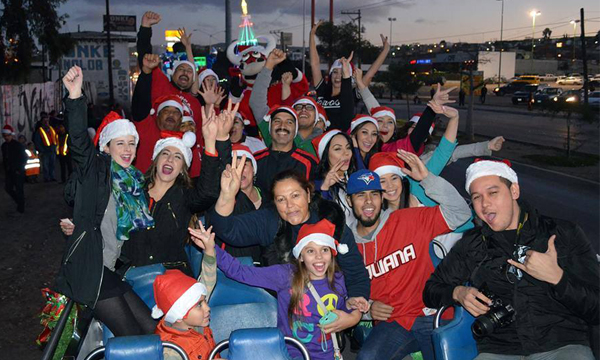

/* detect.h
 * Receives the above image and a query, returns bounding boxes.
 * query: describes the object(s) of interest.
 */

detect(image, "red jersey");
[357,206,452,330]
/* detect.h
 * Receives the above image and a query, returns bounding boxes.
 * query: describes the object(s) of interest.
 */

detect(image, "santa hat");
[181,103,194,124]
[2,124,15,135]
[152,130,196,167]
[152,269,207,324]
[409,113,435,135]
[369,152,405,178]
[350,114,379,133]
[172,60,196,80]
[226,35,277,66]
[234,111,251,126]
[292,219,348,259]
[150,95,184,116]
[292,97,319,124]
[370,106,396,121]
[465,159,518,194]
[311,129,341,160]
[263,105,299,135]
[199,69,219,85]
[329,59,353,76]
[316,104,330,129]
[232,143,257,175]
[93,112,139,151]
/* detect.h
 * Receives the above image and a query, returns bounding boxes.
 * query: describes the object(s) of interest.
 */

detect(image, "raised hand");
[199,81,223,106]
[281,72,293,86]
[380,34,390,50]
[397,149,429,181]
[189,221,216,256]
[341,51,354,79]
[201,104,218,150]
[142,53,160,74]
[216,99,240,141]
[354,67,366,90]
[141,11,161,27]
[177,27,193,48]
[320,160,345,191]
[432,83,457,106]
[63,66,83,99]
[265,48,286,70]
[452,285,492,317]
[488,136,505,151]
[507,235,564,285]
[220,152,246,200]
[427,100,459,119]
[310,20,324,35]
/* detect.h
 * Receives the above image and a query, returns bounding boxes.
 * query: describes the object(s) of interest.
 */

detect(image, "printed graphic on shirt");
[365,243,417,279]
[291,291,339,344]
[317,98,341,109]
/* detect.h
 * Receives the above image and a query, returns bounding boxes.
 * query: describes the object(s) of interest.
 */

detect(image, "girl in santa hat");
[190,218,369,360]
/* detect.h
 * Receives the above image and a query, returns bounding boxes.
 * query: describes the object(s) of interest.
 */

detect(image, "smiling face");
[183,295,210,328]
[172,63,194,90]
[379,173,403,204]
[377,115,396,143]
[103,135,137,168]
[353,122,378,156]
[156,106,183,131]
[270,111,296,147]
[273,178,311,226]
[154,146,186,184]
[240,159,255,191]
[348,190,383,228]
[230,118,244,143]
[299,242,332,280]
[293,103,316,130]
[327,134,352,173]
[331,68,342,87]
[470,175,520,232]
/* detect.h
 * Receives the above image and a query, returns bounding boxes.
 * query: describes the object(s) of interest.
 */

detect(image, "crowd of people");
[5,10,596,360]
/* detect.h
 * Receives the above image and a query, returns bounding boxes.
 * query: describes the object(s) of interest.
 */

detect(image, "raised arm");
[361,34,390,87]
[309,20,324,87]
[409,84,457,152]
[332,53,355,131]
[131,54,160,121]
[250,49,286,124]
[137,11,161,68]
[178,27,197,95]
[355,67,380,112]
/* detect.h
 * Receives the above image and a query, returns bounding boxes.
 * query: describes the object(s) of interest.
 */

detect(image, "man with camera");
[423,159,599,359]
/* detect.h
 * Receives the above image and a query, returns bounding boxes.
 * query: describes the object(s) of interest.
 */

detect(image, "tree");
[384,62,423,119]
[542,27,552,40]
[0,0,74,83]
[314,21,380,64]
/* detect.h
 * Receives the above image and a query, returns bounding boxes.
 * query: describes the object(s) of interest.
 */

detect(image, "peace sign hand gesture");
[189,221,216,257]
[220,151,247,201]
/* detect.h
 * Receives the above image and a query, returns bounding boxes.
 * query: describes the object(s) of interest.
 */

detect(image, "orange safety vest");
[25,149,41,176]
[39,127,57,147]
[56,134,69,156]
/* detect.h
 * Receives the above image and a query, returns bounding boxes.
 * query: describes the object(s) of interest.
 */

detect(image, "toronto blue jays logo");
[358,172,375,185]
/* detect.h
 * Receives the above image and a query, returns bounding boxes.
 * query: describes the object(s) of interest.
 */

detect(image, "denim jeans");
[475,344,595,360]
[41,151,56,181]
[358,316,441,360]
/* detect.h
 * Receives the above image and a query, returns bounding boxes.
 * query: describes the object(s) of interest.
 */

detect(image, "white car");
[590,74,600,82]
[589,91,600,108]
[557,76,583,85]
[540,74,557,82]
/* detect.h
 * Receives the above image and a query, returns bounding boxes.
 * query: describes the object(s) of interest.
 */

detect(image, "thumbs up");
[507,234,564,285]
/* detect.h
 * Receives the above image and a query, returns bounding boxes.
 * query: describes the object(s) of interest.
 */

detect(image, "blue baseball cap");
[347,169,383,195]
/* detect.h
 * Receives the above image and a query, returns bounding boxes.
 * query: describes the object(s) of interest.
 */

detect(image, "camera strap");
[307,282,342,360]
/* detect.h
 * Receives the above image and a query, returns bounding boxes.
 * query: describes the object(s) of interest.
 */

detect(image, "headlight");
[494,88,500,92]
[553,97,558,101]
[566,96,576,102]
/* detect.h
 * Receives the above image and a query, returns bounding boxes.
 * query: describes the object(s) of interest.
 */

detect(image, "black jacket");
[1,140,27,174]
[423,201,599,355]
[54,96,110,308]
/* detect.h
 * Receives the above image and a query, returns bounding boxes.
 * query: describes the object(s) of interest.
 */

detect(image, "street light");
[388,17,396,58]
[530,10,541,73]
[497,0,504,88]
[570,20,580,64]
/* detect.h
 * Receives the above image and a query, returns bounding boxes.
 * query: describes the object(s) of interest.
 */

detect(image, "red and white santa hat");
[465,159,518,194]
[350,114,379,133]
[2,124,15,135]
[329,59,353,76]
[152,130,197,167]
[232,143,257,175]
[409,112,435,135]
[292,97,319,124]
[198,68,219,85]
[370,106,396,121]
[316,103,330,129]
[93,112,139,151]
[263,105,299,135]
[368,152,406,178]
[311,129,341,160]
[181,103,194,124]
[152,269,207,324]
[172,60,196,80]
[150,95,185,117]
[234,110,251,126]
[292,219,348,259]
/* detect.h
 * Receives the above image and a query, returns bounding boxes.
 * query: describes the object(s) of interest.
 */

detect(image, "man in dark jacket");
[423,159,599,359]
[2,125,28,213]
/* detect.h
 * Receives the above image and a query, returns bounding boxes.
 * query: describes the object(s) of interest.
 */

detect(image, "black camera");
[471,288,516,337]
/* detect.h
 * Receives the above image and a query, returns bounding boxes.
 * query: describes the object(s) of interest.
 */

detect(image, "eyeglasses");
[293,104,315,112]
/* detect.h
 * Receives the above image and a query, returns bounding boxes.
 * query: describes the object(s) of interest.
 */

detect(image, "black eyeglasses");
[293,104,315,112]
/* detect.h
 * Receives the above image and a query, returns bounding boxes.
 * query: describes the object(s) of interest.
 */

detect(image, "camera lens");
[472,315,496,337]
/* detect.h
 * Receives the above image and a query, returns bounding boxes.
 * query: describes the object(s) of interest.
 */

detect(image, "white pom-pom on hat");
[182,132,196,148]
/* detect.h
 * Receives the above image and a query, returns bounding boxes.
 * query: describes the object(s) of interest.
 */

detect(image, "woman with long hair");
[349,115,380,169]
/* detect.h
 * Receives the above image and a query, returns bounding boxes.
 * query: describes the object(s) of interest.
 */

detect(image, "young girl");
[190,219,368,360]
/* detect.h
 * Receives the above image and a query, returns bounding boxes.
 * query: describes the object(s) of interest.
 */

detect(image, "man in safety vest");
[2,125,27,213]
[55,124,72,183]
[33,115,57,182]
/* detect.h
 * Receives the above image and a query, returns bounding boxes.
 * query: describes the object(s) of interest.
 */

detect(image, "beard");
[352,206,381,228]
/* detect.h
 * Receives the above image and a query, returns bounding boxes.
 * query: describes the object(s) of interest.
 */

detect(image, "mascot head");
[227,34,276,85]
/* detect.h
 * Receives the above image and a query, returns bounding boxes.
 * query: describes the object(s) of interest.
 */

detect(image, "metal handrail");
[40,299,74,360]
[434,305,450,329]
[83,341,189,360]
[208,336,311,360]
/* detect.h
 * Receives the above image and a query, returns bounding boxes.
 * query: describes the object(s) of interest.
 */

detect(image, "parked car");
[512,85,540,105]
[590,74,600,82]
[494,82,528,96]
[513,75,540,85]
[557,76,583,85]
[588,91,600,108]
[540,74,557,82]
[532,87,563,105]
[557,89,584,105]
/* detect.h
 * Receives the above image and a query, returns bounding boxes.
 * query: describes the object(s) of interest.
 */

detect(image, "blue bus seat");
[432,305,478,360]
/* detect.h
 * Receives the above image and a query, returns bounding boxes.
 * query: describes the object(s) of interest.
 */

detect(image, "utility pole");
[329,0,334,67]
[311,0,315,27]
[302,0,306,74]
[341,9,362,66]
[497,0,504,88]
[105,0,114,106]
[225,0,231,46]
[580,8,588,105]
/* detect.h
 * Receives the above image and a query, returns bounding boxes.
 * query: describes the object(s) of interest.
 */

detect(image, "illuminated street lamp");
[530,10,541,73]
[388,18,396,58]
[570,20,580,64]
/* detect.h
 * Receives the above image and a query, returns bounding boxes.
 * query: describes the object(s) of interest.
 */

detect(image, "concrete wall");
[478,51,516,81]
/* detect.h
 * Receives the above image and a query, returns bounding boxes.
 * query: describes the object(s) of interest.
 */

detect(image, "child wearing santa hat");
[189,219,369,360]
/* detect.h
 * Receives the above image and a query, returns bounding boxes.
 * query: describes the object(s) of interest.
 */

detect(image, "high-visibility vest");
[56,134,69,156]
[25,149,41,176]
[39,127,57,147]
